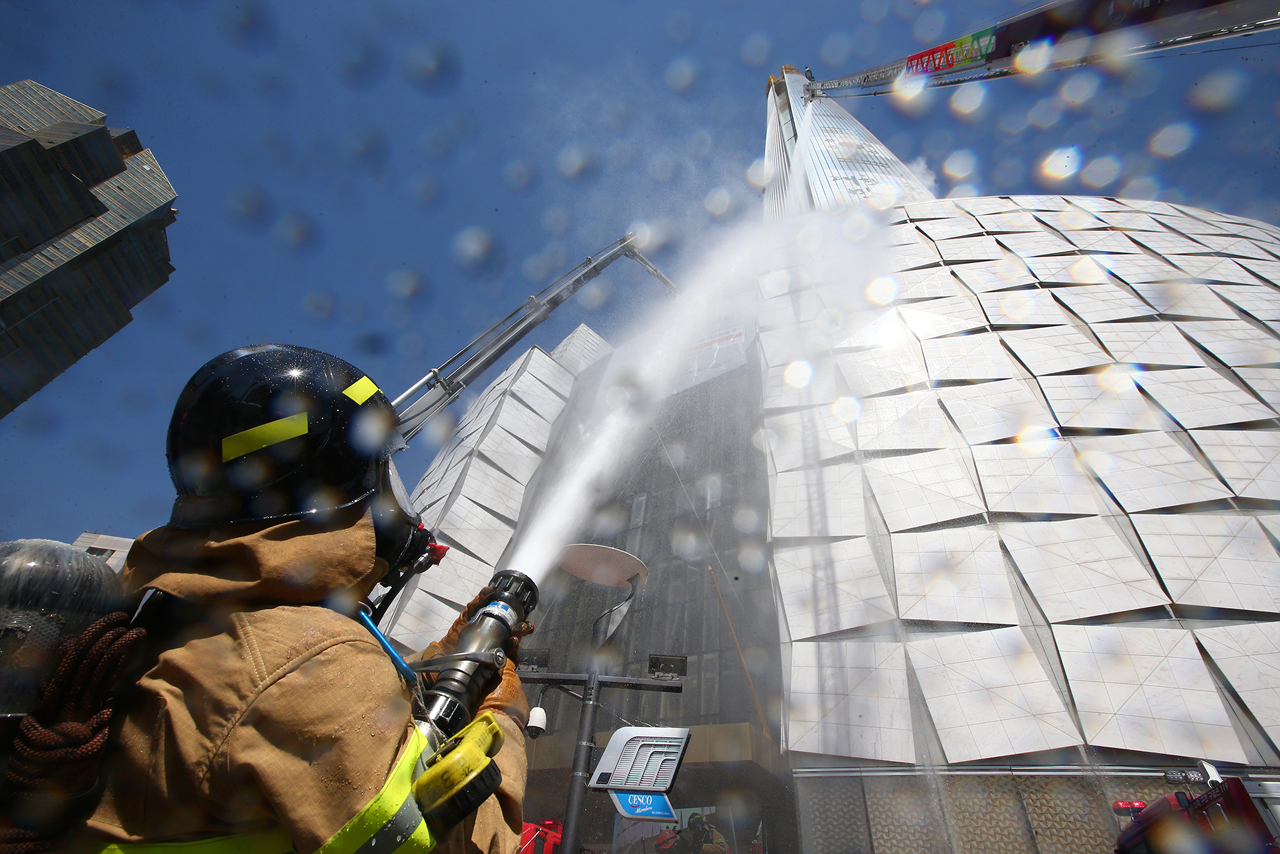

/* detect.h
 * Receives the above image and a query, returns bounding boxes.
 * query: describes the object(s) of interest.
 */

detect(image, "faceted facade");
[770,191,1280,771]
[393,326,608,648]
[0,80,178,418]
[767,70,1280,852]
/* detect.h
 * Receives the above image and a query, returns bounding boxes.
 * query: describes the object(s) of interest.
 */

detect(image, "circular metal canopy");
[556,544,648,589]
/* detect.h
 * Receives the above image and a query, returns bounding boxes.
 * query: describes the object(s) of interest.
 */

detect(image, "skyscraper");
[0,80,177,419]
[762,68,1280,852]
[393,68,1280,851]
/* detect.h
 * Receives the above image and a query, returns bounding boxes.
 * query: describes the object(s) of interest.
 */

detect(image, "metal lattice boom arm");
[393,233,675,442]
[806,0,1280,98]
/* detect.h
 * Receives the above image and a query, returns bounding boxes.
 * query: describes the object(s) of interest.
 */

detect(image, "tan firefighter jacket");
[74,506,526,854]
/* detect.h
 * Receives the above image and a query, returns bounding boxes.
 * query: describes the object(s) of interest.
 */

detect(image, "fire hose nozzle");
[420,570,538,737]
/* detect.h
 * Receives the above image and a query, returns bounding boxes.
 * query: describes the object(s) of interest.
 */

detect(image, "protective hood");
[122,504,387,607]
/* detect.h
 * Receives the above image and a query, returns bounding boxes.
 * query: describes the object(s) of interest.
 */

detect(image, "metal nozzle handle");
[410,650,506,673]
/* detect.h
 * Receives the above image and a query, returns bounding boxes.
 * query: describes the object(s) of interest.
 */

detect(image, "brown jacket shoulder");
[87,603,411,854]
[82,509,525,854]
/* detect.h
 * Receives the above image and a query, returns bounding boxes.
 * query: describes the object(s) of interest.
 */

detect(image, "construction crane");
[807,0,1280,99]
[393,233,675,442]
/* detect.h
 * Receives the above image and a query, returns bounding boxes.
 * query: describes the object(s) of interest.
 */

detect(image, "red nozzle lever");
[426,542,449,565]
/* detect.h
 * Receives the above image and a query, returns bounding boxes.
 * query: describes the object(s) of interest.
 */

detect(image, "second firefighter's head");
[0,540,123,715]
[165,344,445,593]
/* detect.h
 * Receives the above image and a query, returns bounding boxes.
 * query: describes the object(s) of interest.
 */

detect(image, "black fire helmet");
[166,344,403,529]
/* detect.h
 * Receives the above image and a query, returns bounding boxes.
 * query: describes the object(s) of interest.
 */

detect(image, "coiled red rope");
[0,612,146,853]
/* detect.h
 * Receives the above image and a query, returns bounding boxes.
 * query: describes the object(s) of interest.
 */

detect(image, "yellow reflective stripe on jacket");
[94,828,292,854]
[91,726,433,854]
[315,724,434,854]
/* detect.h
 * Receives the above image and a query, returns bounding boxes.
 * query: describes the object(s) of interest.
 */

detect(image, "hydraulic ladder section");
[393,233,675,442]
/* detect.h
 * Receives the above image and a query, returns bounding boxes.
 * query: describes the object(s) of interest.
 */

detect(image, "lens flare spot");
[740,33,771,68]
[1060,71,1100,107]
[1001,291,1037,320]
[555,145,591,178]
[1096,365,1134,392]
[796,224,824,253]
[737,545,766,574]
[1054,35,1093,67]
[842,210,872,241]
[1014,40,1053,75]
[1071,257,1108,284]
[943,149,976,180]
[1040,147,1080,181]
[784,361,813,388]
[1028,96,1064,129]
[1016,425,1055,455]
[746,157,775,189]
[893,73,926,100]
[704,187,732,216]
[913,9,946,43]
[751,427,778,452]
[996,255,1029,280]
[1187,69,1248,112]
[761,269,791,296]
[923,574,958,599]
[868,183,900,209]
[1150,122,1195,158]
[664,57,698,92]
[867,276,898,304]
[733,506,761,534]
[1081,156,1121,188]
[1121,176,1161,200]
[950,83,985,115]
[1062,205,1096,230]
[817,307,844,333]
[832,397,862,422]
[998,112,1029,137]
[1077,449,1114,476]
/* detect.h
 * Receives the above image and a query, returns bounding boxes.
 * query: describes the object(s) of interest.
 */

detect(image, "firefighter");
[685,814,727,854]
[70,344,527,854]
[0,540,124,770]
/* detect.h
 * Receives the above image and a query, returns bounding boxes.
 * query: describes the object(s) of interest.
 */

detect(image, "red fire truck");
[521,820,564,854]
[1115,777,1279,854]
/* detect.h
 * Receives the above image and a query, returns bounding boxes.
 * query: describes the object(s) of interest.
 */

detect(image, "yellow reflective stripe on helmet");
[221,413,309,462]
[343,376,380,405]
[93,827,293,854]
[315,725,434,854]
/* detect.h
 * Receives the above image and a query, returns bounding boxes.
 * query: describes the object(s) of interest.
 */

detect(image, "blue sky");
[1,0,1277,543]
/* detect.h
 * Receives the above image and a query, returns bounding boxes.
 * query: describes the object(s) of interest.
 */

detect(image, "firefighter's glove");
[504,620,535,665]
[477,653,530,729]
[413,587,492,667]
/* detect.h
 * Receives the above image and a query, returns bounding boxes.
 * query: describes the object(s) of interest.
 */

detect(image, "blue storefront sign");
[609,790,677,822]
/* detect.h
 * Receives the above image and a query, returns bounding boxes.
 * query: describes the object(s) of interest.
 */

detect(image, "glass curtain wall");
[519,355,798,852]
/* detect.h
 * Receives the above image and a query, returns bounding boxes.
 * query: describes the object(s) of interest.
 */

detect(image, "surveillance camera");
[526,706,547,739]
[1198,760,1222,785]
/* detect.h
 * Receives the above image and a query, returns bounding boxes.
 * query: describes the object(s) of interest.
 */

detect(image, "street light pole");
[523,545,676,854]
[559,614,609,854]
[522,668,683,853]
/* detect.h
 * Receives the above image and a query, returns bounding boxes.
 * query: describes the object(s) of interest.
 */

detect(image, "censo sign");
[609,790,677,822]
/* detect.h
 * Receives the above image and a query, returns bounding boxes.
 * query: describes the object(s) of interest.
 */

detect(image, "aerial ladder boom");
[806,0,1280,98]
[393,233,675,442]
